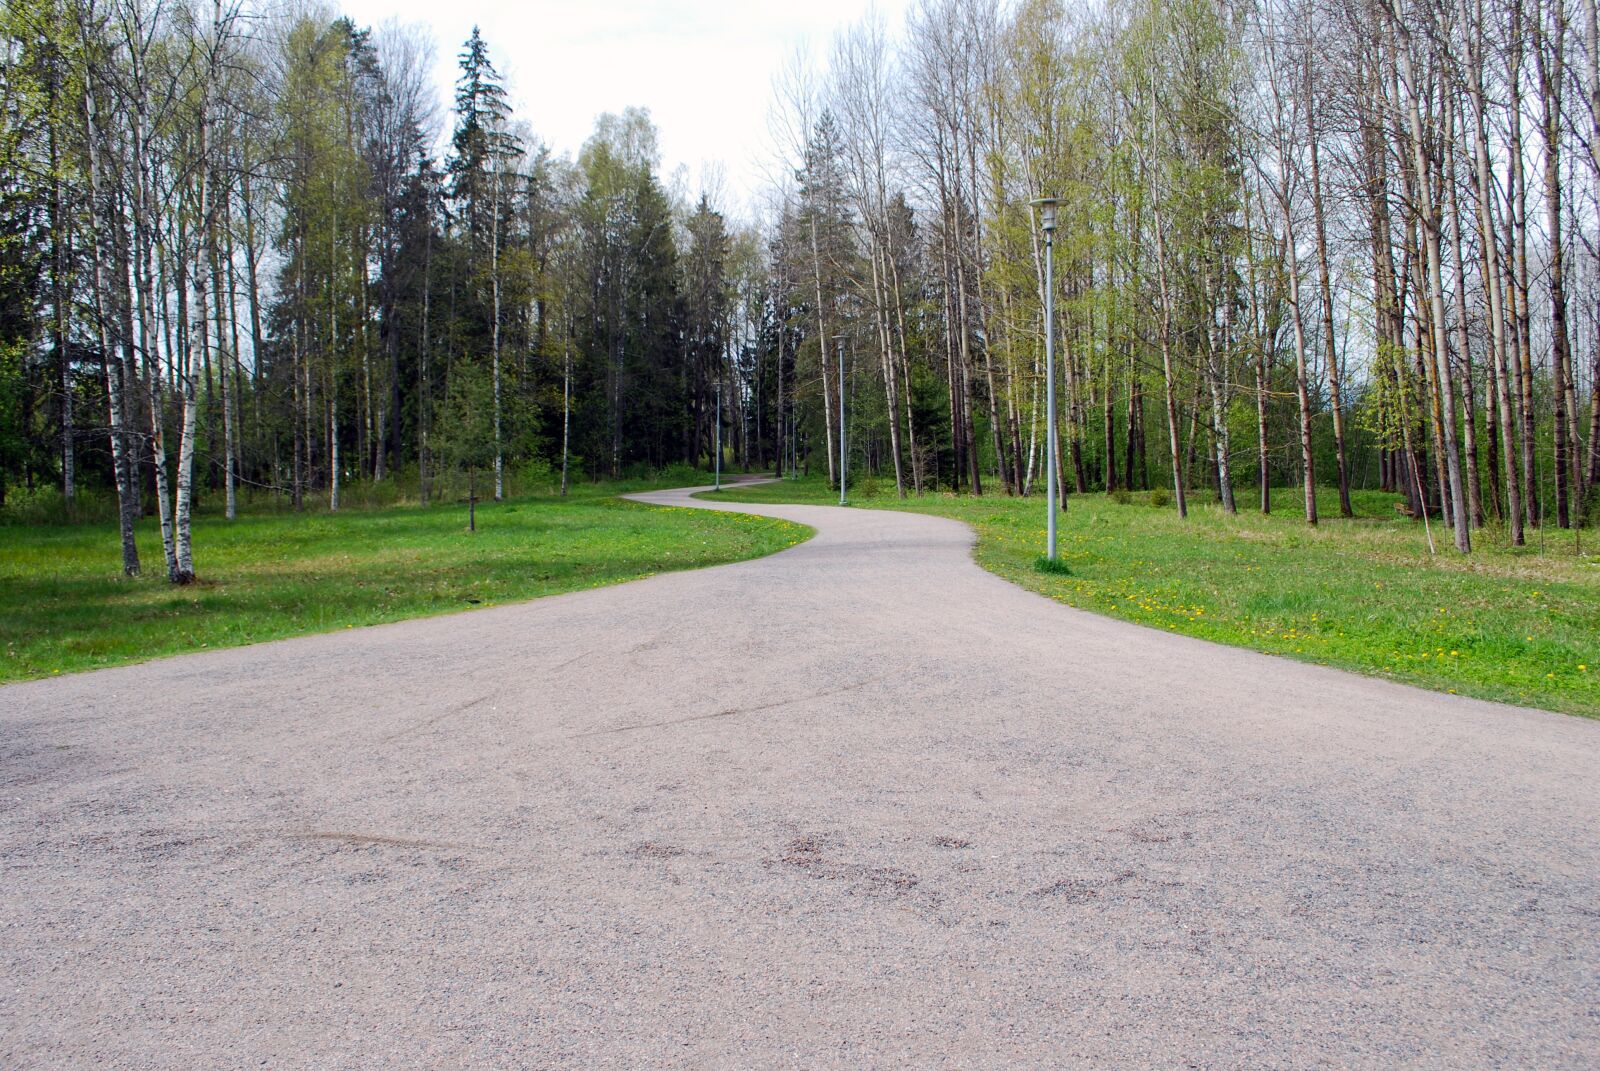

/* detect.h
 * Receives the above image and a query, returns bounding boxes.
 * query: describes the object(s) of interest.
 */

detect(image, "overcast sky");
[334,0,911,218]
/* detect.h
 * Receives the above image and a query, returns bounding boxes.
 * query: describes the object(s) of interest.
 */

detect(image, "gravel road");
[3,480,1597,1069]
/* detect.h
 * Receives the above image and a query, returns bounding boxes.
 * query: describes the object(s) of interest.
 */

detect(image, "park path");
[2,480,1597,1069]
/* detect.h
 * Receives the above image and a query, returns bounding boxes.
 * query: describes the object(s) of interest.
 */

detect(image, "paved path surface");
[3,482,1598,1069]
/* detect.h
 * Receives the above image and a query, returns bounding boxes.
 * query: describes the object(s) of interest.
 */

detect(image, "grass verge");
[1,475,809,683]
[713,475,1600,717]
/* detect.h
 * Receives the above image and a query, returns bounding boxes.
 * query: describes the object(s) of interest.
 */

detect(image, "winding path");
[3,481,1597,1068]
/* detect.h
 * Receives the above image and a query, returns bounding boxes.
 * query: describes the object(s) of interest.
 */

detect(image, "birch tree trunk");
[82,81,140,575]
[1150,199,1188,519]
[887,249,922,492]
[206,164,236,520]
[1446,134,1485,528]
[131,87,177,575]
[1209,259,1236,513]
[1535,0,1575,526]
[1586,0,1600,491]
[1391,8,1469,549]
[1461,0,1525,541]
[1284,228,1319,526]
[1508,0,1540,526]
[869,242,906,495]
[1308,94,1353,517]
[1244,182,1271,513]
[809,214,837,489]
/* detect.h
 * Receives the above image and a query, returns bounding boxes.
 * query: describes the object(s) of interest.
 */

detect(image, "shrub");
[1033,555,1073,576]
[516,457,556,494]
[0,485,119,526]
[655,462,707,486]
[1110,488,1133,506]
[1148,486,1171,508]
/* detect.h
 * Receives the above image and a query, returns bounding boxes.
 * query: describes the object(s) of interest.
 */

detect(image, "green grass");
[715,475,1600,717]
[0,475,810,683]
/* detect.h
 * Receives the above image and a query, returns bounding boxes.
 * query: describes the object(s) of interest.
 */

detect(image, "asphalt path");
[3,480,1597,1069]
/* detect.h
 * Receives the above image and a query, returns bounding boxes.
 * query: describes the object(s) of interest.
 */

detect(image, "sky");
[334,0,912,218]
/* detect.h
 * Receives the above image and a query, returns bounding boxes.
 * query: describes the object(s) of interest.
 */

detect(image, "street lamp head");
[1030,196,1060,233]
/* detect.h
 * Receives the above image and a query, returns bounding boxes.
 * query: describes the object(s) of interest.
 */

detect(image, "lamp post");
[834,334,847,505]
[713,379,722,491]
[1031,197,1060,560]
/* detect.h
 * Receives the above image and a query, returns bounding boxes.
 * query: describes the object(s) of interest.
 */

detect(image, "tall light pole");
[1031,197,1060,560]
[834,334,847,506]
[713,379,722,491]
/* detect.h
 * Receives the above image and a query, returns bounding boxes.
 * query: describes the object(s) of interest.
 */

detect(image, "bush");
[514,457,557,496]
[0,484,120,526]
[655,462,708,486]
[1110,488,1133,506]
[1033,555,1073,576]
[1148,486,1171,508]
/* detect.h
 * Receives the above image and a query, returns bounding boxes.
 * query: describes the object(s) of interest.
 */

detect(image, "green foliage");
[1355,336,1420,452]
[448,25,516,243]
[1149,486,1171,508]
[0,482,117,525]
[517,456,556,492]
[434,358,496,477]
[0,339,24,503]
[572,108,688,476]
[655,462,710,486]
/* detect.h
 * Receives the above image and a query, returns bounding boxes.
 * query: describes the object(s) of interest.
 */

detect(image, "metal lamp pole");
[1031,197,1060,559]
[714,379,722,491]
[834,334,847,505]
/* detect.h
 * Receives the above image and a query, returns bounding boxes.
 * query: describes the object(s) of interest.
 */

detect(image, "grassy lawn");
[1,476,809,683]
[711,475,1600,718]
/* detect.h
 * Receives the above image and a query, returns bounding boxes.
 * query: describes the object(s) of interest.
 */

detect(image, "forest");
[2,0,1598,586]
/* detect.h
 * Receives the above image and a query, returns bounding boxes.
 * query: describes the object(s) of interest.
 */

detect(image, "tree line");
[1,1,754,581]
[3,0,1597,586]
[760,0,1599,557]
